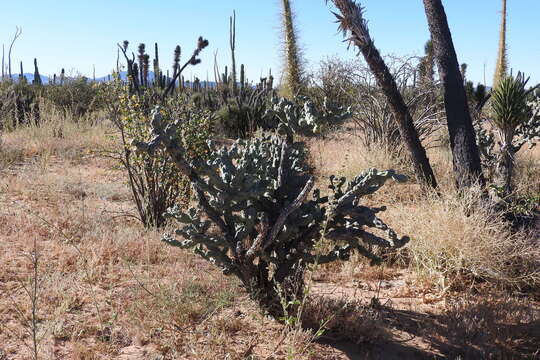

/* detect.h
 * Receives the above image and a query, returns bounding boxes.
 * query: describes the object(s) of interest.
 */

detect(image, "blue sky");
[1,0,538,86]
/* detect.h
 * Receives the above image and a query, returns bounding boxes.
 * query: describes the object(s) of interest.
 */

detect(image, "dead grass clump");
[306,133,409,181]
[387,188,540,291]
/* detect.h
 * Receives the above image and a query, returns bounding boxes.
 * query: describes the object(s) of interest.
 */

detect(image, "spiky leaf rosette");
[491,73,530,133]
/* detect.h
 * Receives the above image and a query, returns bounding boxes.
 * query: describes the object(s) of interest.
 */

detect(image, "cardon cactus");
[134,107,408,319]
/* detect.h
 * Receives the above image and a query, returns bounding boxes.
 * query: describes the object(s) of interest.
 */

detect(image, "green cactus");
[172,45,181,90]
[230,10,237,94]
[32,58,42,86]
[137,43,146,86]
[265,95,352,143]
[19,61,25,82]
[134,108,408,319]
[153,43,161,88]
[240,64,245,94]
[142,54,150,87]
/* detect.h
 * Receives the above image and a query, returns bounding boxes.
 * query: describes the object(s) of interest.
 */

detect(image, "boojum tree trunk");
[329,0,438,188]
[423,0,485,189]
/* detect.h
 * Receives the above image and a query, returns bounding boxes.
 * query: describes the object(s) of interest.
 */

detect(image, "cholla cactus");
[266,96,352,142]
[134,107,407,319]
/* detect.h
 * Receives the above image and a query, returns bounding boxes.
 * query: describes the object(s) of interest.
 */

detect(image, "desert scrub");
[42,77,105,119]
[108,83,212,228]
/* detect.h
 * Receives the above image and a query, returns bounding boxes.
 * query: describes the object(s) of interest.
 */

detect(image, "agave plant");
[490,72,539,194]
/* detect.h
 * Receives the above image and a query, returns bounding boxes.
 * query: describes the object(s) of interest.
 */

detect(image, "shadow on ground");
[304,294,540,359]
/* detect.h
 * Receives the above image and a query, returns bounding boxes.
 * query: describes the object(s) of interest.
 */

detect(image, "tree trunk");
[423,0,485,189]
[329,0,437,188]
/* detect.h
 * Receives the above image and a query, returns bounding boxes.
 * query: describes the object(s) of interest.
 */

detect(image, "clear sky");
[1,0,538,86]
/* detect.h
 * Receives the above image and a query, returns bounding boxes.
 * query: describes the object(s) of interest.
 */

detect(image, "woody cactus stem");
[281,0,303,98]
[134,108,409,319]
[230,10,238,94]
[493,0,508,89]
[328,0,437,188]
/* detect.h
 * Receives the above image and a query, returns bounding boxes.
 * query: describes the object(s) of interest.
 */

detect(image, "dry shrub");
[387,188,540,291]
[307,133,540,292]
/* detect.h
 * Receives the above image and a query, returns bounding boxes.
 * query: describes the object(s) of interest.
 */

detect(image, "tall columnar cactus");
[134,108,408,319]
[229,10,238,94]
[280,0,304,98]
[240,64,245,94]
[19,61,25,82]
[153,43,161,88]
[142,54,150,87]
[137,43,146,86]
[172,45,181,90]
[32,58,42,85]
[493,0,508,89]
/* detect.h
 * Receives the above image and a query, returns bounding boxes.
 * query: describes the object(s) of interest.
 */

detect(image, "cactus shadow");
[304,295,540,359]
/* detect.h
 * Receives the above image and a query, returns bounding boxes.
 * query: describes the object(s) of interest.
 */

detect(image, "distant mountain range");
[5,73,51,84]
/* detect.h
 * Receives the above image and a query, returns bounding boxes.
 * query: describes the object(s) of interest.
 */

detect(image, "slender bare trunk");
[8,27,23,79]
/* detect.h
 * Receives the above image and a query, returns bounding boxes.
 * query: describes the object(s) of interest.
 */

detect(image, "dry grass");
[308,130,540,292]
[1,116,539,359]
[388,189,540,291]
